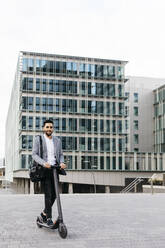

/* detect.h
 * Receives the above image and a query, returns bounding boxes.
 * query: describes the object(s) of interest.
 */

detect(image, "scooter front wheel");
[58,223,67,239]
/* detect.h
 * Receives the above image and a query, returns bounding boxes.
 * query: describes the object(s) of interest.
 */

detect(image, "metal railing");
[120,177,144,193]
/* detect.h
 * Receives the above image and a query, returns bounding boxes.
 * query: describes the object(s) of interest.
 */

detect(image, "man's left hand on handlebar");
[60,163,66,169]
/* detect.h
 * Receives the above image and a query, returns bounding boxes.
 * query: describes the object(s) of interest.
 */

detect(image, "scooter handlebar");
[51,164,61,169]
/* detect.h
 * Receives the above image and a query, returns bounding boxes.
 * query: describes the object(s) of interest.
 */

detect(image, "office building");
[5,51,128,182]
[125,76,165,152]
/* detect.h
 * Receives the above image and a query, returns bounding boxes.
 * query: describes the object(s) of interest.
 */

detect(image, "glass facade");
[20,52,127,170]
[154,87,165,152]
[22,57,124,80]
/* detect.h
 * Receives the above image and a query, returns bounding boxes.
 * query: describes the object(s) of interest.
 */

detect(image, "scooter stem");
[53,167,63,222]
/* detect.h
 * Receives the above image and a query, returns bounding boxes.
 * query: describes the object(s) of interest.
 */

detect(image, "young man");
[32,119,66,227]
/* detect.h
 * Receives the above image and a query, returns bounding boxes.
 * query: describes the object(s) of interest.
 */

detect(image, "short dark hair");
[43,119,54,127]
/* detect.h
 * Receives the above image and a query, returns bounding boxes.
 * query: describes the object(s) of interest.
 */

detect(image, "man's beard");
[46,132,52,137]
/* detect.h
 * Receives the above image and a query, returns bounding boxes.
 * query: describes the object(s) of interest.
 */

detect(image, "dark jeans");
[43,169,56,219]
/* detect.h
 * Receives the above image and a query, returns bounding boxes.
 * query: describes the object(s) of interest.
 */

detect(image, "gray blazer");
[32,134,64,166]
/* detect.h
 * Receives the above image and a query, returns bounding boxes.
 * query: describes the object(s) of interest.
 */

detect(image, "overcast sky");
[0,0,165,158]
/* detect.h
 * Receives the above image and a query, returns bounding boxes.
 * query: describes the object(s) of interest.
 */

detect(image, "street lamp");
[91,165,97,193]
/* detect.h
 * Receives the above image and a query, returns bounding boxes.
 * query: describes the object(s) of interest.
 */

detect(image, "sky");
[0,0,165,157]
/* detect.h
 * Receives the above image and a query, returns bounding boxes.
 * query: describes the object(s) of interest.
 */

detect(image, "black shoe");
[40,212,47,223]
[47,218,54,227]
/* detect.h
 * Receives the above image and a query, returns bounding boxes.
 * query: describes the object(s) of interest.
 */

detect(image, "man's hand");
[60,163,66,169]
[44,162,51,169]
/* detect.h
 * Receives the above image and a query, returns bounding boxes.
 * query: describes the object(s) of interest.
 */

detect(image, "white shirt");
[44,134,56,165]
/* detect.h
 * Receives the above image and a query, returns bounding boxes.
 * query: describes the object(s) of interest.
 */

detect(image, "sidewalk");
[0,192,165,248]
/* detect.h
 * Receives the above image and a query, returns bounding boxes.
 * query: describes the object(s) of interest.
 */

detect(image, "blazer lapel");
[41,134,47,156]
[52,136,57,160]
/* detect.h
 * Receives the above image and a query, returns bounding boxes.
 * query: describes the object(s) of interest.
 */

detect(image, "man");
[32,119,66,227]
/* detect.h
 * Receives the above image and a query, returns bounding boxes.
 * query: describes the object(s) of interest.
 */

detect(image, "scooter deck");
[36,217,59,229]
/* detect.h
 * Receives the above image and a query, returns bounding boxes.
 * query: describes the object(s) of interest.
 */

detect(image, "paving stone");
[0,192,165,247]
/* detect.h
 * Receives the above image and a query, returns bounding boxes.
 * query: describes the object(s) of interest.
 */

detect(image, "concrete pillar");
[105,185,110,193]
[151,153,154,171]
[122,152,125,170]
[110,153,113,170]
[163,153,165,170]
[145,153,149,171]
[68,183,73,194]
[157,153,160,170]
[72,155,75,170]
[163,174,165,186]
[134,153,137,170]
[30,181,34,194]
[77,153,81,170]
[25,179,29,194]
[22,179,25,194]
[116,154,119,170]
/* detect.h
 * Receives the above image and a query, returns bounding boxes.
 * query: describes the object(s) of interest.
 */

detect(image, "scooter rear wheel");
[58,223,67,239]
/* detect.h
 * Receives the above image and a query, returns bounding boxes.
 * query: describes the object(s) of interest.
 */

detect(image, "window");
[100,157,104,170]
[106,102,110,114]
[79,119,85,132]
[117,120,122,133]
[118,66,124,80]
[88,138,92,151]
[48,98,53,112]
[28,136,33,150]
[28,155,32,169]
[22,78,33,91]
[134,107,138,116]
[54,118,59,131]
[36,78,40,91]
[62,118,66,131]
[22,116,26,130]
[106,120,110,132]
[134,93,138,103]
[42,98,47,112]
[119,102,124,115]
[125,92,129,101]
[49,80,54,92]
[112,157,116,169]
[79,137,85,151]
[55,99,60,112]
[28,117,33,130]
[105,138,110,151]
[134,134,139,145]
[36,97,40,111]
[125,120,129,130]
[134,120,138,130]
[80,100,86,113]
[28,97,33,111]
[118,84,123,97]
[112,102,116,115]
[100,138,104,151]
[35,117,40,130]
[62,99,67,112]
[119,157,122,170]
[118,138,123,152]
[21,155,26,168]
[22,58,28,72]
[42,79,47,92]
[106,157,110,170]
[22,135,26,149]
[100,120,104,133]
[92,138,97,151]
[112,138,116,151]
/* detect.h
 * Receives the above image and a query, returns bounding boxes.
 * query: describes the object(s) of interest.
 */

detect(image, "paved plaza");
[0,190,165,248]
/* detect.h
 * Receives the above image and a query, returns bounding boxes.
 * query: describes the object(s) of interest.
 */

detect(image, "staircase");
[120,178,144,193]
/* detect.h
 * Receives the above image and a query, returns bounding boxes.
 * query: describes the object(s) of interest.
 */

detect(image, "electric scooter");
[36,164,67,239]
